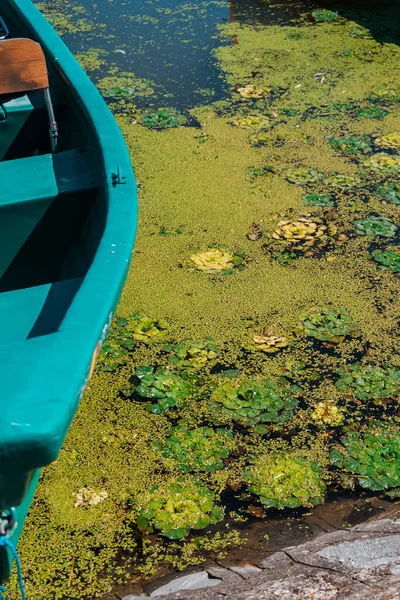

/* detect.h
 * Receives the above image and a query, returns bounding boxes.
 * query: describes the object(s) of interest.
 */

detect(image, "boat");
[0,0,138,582]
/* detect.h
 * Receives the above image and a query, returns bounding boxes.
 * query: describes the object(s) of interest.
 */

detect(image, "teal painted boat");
[0,0,138,582]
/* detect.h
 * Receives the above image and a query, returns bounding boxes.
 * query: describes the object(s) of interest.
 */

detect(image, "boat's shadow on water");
[229,0,400,47]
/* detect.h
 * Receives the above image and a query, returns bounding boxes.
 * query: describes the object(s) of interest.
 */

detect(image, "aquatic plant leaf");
[328,135,372,156]
[298,306,361,346]
[136,476,224,538]
[353,215,397,238]
[244,452,326,509]
[312,9,339,22]
[371,249,400,273]
[336,363,400,402]
[331,423,400,493]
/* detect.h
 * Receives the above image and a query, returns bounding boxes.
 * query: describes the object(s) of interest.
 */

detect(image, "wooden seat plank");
[0,38,49,95]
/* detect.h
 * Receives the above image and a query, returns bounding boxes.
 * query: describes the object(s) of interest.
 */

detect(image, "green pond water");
[9,1,400,598]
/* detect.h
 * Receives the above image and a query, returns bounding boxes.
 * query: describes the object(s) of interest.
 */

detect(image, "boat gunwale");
[1,0,138,368]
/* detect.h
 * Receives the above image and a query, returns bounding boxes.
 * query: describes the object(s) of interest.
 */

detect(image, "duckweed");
[229,115,270,130]
[20,0,400,596]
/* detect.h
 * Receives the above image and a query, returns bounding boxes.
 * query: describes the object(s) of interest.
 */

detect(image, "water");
[44,0,234,109]
[18,2,400,599]
[38,0,400,110]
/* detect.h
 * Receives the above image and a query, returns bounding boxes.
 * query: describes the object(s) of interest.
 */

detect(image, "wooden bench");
[0,38,58,150]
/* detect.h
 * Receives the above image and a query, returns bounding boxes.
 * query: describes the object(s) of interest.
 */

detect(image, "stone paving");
[122,518,400,600]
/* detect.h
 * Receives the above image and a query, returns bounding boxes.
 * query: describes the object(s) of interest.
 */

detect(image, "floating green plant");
[190,245,245,275]
[36,1,94,35]
[140,108,185,129]
[324,173,362,190]
[371,249,400,273]
[97,314,167,371]
[251,326,289,354]
[282,107,300,116]
[356,106,389,120]
[302,193,334,207]
[311,9,339,22]
[96,329,132,372]
[270,216,337,257]
[164,341,220,370]
[273,217,329,242]
[248,132,277,147]
[336,363,400,402]
[328,135,372,156]
[272,250,299,266]
[75,48,107,73]
[136,476,224,538]
[362,153,400,174]
[374,133,400,150]
[209,380,300,426]
[97,73,154,99]
[283,168,324,186]
[340,49,354,58]
[123,314,169,343]
[297,307,361,347]
[244,452,326,509]
[154,426,233,473]
[375,181,400,205]
[236,85,265,99]
[246,164,275,182]
[330,424,400,493]
[353,215,397,238]
[230,115,270,130]
[369,87,400,104]
[286,31,309,40]
[130,366,196,414]
[310,402,344,426]
[348,26,374,40]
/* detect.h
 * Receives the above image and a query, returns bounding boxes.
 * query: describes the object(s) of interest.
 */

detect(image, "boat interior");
[0,13,106,343]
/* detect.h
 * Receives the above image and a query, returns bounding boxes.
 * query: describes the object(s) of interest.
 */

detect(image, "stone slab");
[150,572,221,597]
[318,534,400,569]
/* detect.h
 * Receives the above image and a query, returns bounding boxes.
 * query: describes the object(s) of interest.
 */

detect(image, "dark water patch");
[38,0,233,109]
[228,0,400,43]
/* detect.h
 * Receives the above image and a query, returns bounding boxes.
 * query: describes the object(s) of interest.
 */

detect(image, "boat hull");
[0,0,138,580]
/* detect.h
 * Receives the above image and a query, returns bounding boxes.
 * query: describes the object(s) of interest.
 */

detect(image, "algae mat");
[9,2,400,599]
